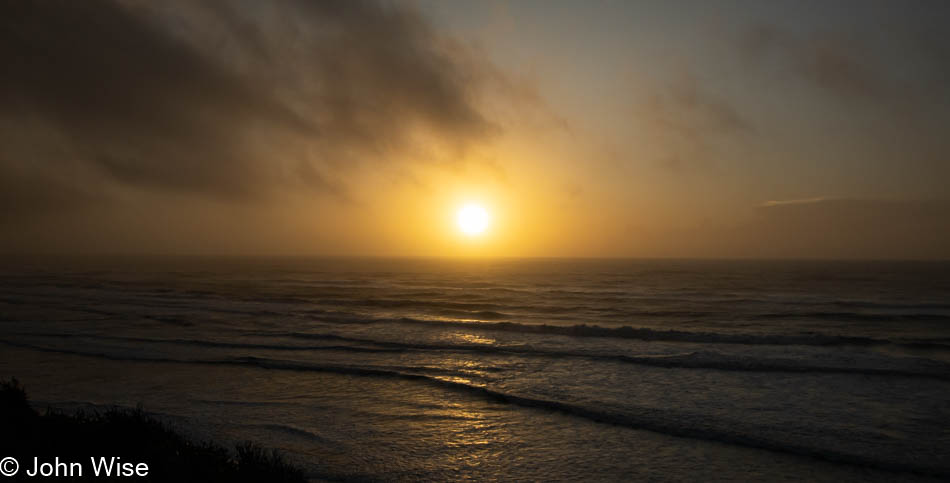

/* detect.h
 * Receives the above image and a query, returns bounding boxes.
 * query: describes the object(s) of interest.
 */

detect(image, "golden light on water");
[456,203,490,236]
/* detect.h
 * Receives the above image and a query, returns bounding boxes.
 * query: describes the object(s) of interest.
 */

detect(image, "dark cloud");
[734,21,950,105]
[747,198,950,259]
[741,27,886,101]
[801,36,884,100]
[648,74,751,137]
[646,198,950,260]
[639,74,752,172]
[0,0,493,216]
[730,19,950,193]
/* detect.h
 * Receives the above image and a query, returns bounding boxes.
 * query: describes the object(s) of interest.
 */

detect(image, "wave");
[274,332,950,380]
[192,399,302,408]
[304,298,514,312]
[243,423,330,443]
[432,309,509,320]
[9,332,404,353]
[1,339,945,478]
[608,350,950,380]
[751,311,950,322]
[17,332,950,380]
[297,314,950,351]
[302,297,950,322]
[828,300,950,310]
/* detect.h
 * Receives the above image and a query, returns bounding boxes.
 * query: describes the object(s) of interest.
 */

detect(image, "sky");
[1,0,948,258]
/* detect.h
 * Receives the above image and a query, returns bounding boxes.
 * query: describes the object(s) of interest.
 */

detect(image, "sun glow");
[456,203,490,236]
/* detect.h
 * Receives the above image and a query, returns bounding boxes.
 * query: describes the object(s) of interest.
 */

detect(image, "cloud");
[734,21,950,105]
[0,0,494,218]
[746,198,950,259]
[760,197,827,207]
[639,198,950,260]
[636,73,752,172]
[646,73,751,139]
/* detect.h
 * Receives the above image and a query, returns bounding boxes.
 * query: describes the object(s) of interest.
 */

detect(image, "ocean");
[1,257,949,481]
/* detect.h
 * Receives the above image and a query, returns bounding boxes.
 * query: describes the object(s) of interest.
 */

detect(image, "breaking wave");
[13,332,950,380]
[1,339,946,478]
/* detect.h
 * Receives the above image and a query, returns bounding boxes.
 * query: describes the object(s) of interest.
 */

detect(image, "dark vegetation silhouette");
[0,378,306,482]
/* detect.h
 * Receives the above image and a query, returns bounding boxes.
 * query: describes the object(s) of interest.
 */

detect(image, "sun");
[457,203,490,236]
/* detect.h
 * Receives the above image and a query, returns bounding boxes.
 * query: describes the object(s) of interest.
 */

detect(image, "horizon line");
[1,252,948,263]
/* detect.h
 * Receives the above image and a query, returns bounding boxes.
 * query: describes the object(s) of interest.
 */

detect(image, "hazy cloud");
[644,198,950,259]
[747,198,950,259]
[637,73,752,172]
[0,0,494,216]
[761,197,827,207]
[734,22,950,105]
[646,74,751,139]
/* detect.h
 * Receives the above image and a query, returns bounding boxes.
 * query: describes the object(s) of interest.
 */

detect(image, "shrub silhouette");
[0,378,306,482]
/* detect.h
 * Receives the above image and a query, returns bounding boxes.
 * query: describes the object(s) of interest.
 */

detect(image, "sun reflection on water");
[446,332,496,345]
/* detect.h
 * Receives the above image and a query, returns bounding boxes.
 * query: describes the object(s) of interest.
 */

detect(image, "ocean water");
[1,257,949,481]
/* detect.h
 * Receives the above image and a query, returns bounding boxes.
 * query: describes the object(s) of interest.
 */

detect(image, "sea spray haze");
[1,256,949,481]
